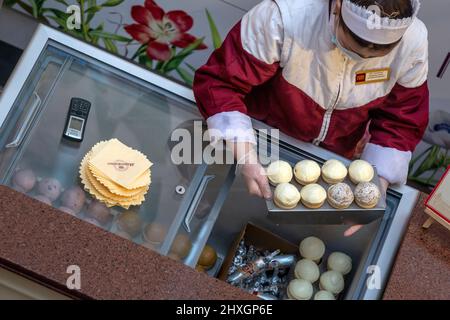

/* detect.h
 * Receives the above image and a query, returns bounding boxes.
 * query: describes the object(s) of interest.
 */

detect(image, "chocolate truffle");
[170,234,192,259]
[61,186,86,213]
[117,210,143,237]
[198,245,217,269]
[12,169,36,193]
[86,200,113,226]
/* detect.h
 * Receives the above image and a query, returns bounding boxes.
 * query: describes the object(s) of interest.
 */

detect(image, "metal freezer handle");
[183,175,215,233]
[184,164,236,268]
[6,92,41,148]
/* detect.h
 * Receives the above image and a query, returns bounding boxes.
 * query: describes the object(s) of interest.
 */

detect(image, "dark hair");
[340,0,414,50]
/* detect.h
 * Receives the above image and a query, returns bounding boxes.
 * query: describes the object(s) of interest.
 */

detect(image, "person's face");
[334,0,397,59]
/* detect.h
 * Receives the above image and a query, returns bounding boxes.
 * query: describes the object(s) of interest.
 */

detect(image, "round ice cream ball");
[320,270,345,295]
[266,160,293,186]
[198,245,217,269]
[143,223,167,245]
[59,206,76,216]
[84,217,102,228]
[348,160,374,184]
[167,252,182,261]
[86,200,112,226]
[170,234,192,259]
[61,186,86,213]
[294,259,320,283]
[299,236,326,262]
[141,241,157,250]
[115,230,132,241]
[37,178,62,201]
[195,264,207,273]
[274,183,301,209]
[12,169,36,193]
[117,210,143,237]
[314,290,335,300]
[34,195,52,206]
[327,252,352,275]
[287,279,313,300]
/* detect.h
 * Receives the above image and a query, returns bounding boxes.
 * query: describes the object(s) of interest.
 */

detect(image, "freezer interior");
[208,170,401,299]
[0,38,408,300]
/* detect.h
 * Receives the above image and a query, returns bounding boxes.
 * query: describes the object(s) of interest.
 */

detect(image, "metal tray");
[266,164,386,225]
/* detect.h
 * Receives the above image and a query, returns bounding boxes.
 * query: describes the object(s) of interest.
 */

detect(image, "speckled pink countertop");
[1,185,448,300]
[0,186,255,300]
[383,194,450,300]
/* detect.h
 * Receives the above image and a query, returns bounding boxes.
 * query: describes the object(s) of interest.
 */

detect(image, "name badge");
[355,68,391,85]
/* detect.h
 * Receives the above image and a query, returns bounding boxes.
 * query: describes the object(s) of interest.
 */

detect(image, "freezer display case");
[0,25,420,300]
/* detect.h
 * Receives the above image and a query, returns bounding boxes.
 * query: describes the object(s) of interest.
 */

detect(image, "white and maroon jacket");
[193,0,429,185]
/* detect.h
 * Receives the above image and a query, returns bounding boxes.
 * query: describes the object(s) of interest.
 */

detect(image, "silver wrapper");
[269,255,296,269]
[227,241,294,300]
[256,293,278,300]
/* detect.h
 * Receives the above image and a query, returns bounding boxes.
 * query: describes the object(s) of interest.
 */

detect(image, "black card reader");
[63,97,91,142]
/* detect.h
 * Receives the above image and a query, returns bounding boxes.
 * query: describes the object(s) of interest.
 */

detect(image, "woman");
[193,0,429,234]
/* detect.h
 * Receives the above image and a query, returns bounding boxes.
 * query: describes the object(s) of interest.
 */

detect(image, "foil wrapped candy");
[227,240,295,300]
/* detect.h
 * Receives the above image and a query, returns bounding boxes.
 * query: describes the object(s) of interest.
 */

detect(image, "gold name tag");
[355,68,391,85]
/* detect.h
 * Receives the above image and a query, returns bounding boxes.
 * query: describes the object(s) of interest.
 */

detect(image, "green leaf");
[29,0,39,18]
[53,0,69,5]
[414,145,441,177]
[88,30,132,42]
[131,44,147,60]
[4,0,18,6]
[176,37,205,59]
[86,5,102,14]
[103,38,118,54]
[162,38,205,72]
[407,176,437,187]
[86,0,97,22]
[44,8,70,19]
[101,0,124,7]
[409,145,432,173]
[176,67,194,86]
[47,15,69,31]
[138,54,153,69]
[155,61,165,71]
[185,63,197,73]
[89,23,104,45]
[205,9,222,49]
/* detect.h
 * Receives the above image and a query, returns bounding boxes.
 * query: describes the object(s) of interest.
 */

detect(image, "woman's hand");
[343,177,389,237]
[230,141,272,200]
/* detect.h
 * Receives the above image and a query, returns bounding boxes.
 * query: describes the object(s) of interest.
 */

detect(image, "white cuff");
[361,143,412,185]
[206,111,257,145]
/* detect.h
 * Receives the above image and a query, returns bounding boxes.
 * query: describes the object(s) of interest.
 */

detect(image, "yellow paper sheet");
[89,138,152,189]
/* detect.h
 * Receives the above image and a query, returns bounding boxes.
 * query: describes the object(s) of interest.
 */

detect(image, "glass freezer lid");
[0,42,233,261]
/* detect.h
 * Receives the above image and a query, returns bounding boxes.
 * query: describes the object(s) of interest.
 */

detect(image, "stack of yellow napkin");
[80,139,152,209]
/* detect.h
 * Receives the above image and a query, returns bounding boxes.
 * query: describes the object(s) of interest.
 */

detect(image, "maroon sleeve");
[368,81,430,152]
[193,21,280,119]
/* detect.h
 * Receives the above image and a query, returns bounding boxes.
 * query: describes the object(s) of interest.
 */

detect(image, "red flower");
[125,0,207,61]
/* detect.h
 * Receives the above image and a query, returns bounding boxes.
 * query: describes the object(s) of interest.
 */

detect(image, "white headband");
[341,0,421,45]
